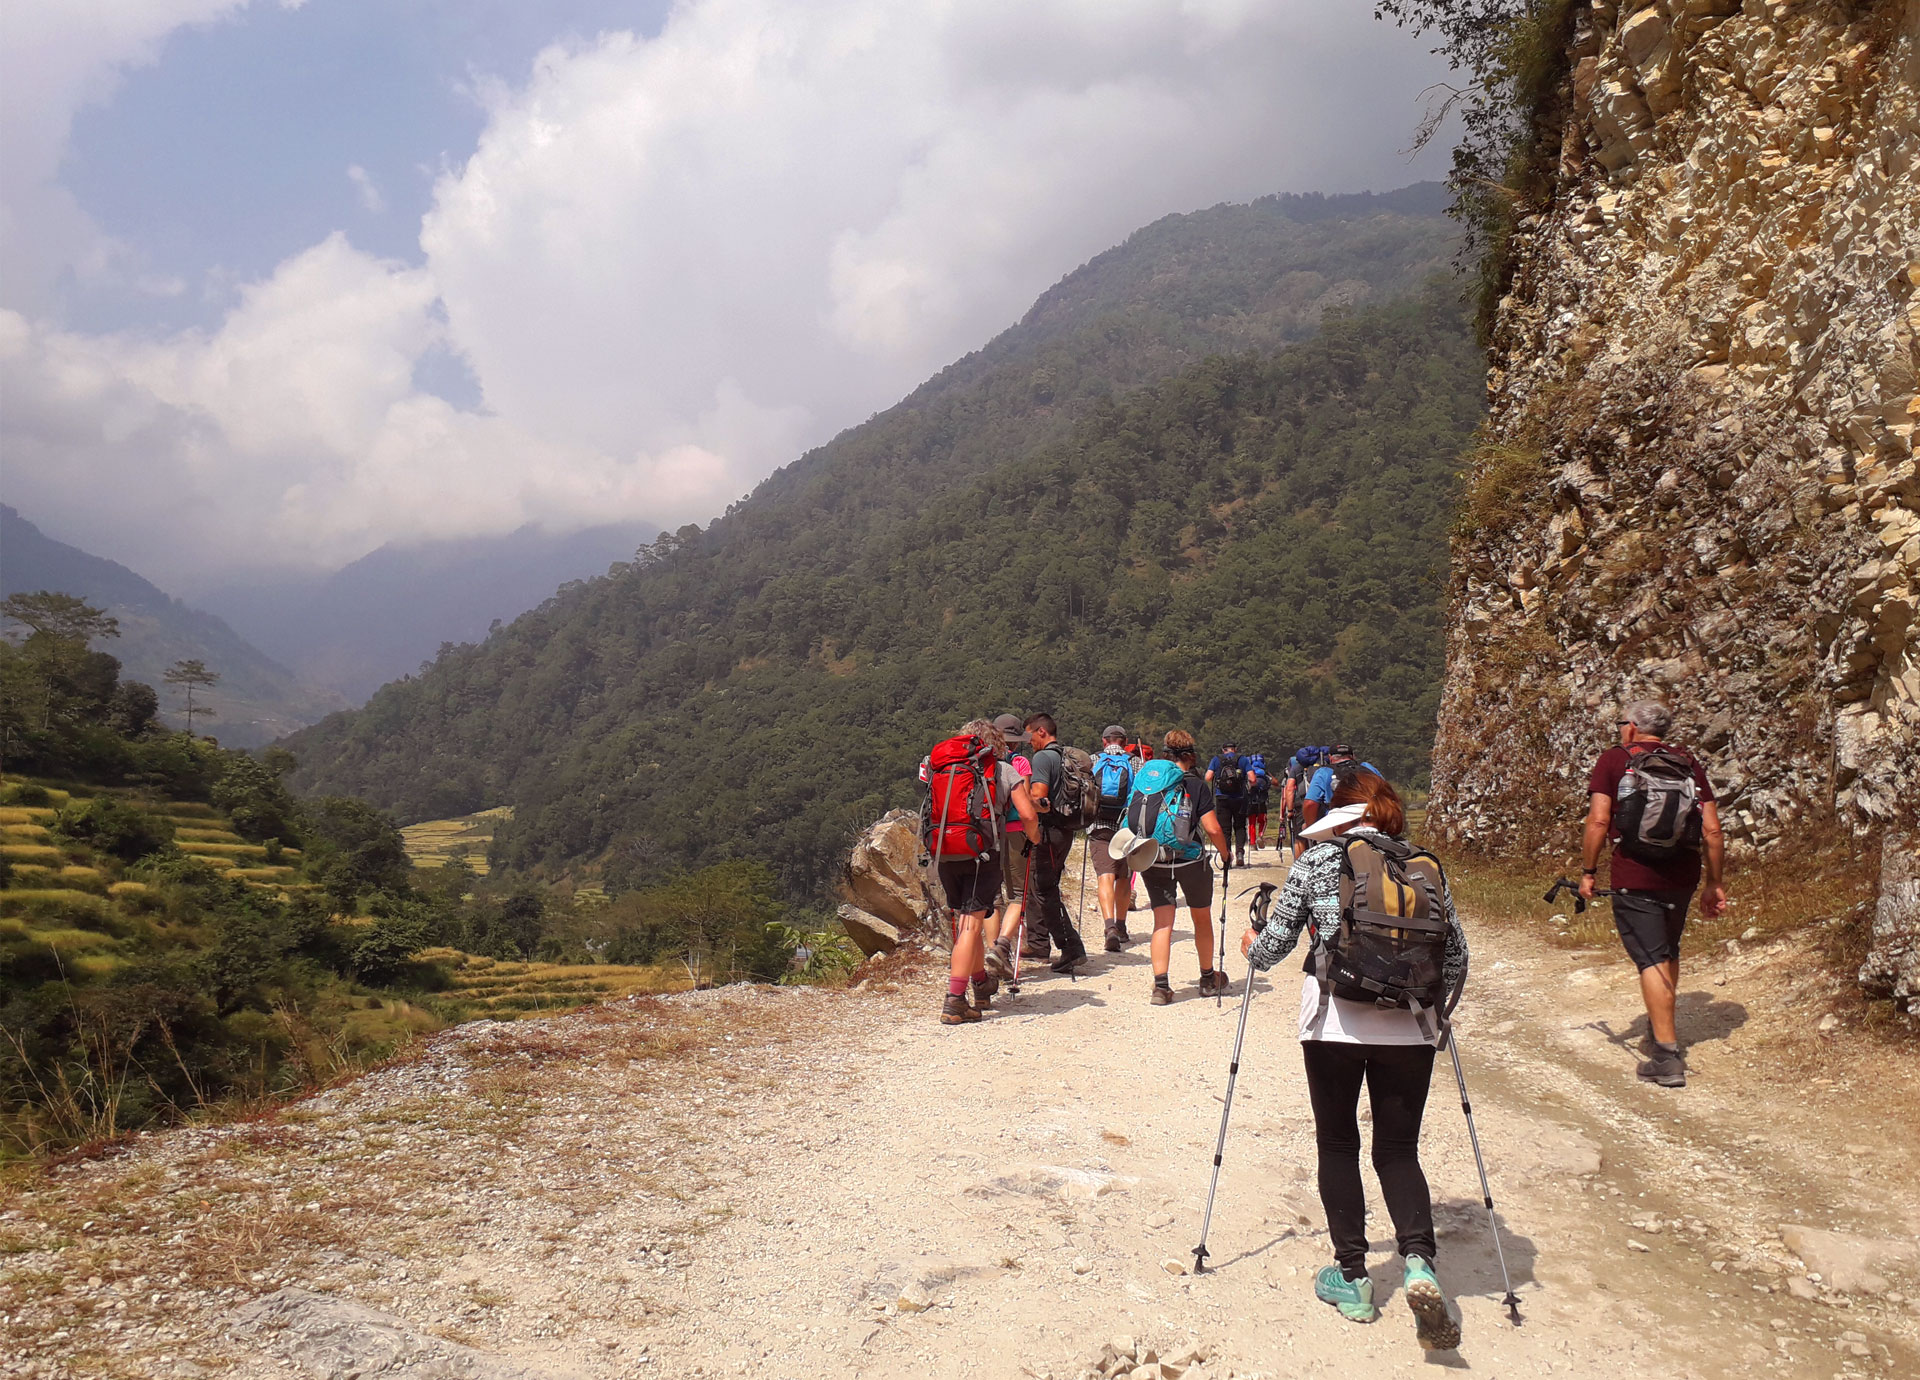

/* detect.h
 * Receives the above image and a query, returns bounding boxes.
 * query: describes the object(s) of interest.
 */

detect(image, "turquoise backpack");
[1127,759,1204,863]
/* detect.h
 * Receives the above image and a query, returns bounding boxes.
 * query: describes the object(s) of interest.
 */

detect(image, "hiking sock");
[1342,1264,1369,1282]
[948,976,969,998]
[1199,967,1216,982]
[1153,974,1172,990]
[971,968,989,983]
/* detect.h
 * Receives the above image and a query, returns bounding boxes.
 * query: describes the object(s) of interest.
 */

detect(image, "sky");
[0,0,1457,592]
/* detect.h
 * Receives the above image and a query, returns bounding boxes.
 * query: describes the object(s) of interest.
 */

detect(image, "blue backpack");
[1091,749,1134,825]
[1127,759,1205,863]
[1246,753,1270,798]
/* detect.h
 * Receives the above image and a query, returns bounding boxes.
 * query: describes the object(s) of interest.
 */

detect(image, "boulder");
[232,1287,568,1379]
[839,808,939,953]
[1780,1224,1918,1295]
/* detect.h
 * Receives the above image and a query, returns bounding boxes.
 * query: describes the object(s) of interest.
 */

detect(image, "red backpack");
[919,734,1000,861]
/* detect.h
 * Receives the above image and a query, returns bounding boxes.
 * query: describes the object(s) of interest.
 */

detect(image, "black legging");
[1301,1040,1438,1275]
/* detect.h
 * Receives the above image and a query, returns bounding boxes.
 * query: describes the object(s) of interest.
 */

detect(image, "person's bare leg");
[1642,958,1680,1045]
[1097,873,1119,925]
[1150,905,1177,976]
[1191,905,1216,974]
[949,914,985,987]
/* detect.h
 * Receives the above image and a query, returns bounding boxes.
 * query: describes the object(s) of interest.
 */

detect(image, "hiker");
[1206,741,1251,867]
[923,719,1041,1024]
[1300,744,1377,855]
[1126,736,1154,912]
[1021,713,1090,973]
[1089,724,1137,952]
[989,712,1040,960]
[1124,729,1232,1003]
[1280,747,1318,856]
[1239,768,1466,1351]
[1580,700,1727,1088]
[1246,751,1272,852]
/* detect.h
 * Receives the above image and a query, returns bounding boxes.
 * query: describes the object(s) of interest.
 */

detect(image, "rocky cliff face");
[1430,0,1919,999]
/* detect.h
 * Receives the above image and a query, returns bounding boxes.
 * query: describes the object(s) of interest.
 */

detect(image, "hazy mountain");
[200,522,661,703]
[0,505,345,747]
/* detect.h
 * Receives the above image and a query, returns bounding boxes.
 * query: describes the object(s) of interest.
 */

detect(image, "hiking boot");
[1637,1042,1686,1087]
[1114,921,1130,944]
[940,993,981,1025]
[1315,1265,1377,1322]
[1196,969,1230,997]
[971,975,998,1010]
[1104,925,1124,954]
[1150,983,1174,1006]
[1402,1257,1460,1350]
[1050,934,1088,974]
[983,939,1015,980]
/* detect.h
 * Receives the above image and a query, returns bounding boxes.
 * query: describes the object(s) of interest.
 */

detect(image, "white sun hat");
[1298,802,1369,841]
[1107,827,1162,869]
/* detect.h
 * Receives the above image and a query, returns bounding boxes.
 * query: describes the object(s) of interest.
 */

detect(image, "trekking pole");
[1076,835,1091,937]
[1440,1019,1524,1326]
[1193,884,1273,1274]
[1215,851,1231,1007]
[1008,845,1035,996]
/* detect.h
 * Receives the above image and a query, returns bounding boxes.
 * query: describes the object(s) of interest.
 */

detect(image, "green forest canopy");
[288,285,1484,900]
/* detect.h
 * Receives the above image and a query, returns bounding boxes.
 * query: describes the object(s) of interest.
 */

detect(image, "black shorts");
[939,856,1004,915]
[1142,860,1214,911]
[1611,888,1694,969]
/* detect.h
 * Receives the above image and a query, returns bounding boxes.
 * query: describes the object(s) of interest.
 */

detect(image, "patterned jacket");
[1247,828,1468,995]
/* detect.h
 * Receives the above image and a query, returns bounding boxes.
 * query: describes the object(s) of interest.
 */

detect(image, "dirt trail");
[6,846,1918,1380]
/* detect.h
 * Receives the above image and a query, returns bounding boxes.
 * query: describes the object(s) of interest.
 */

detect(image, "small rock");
[896,1286,932,1313]
[1161,1258,1188,1276]
[1740,926,1760,941]
[1109,1336,1137,1362]
[1628,1239,1651,1253]
[1817,1013,1840,1033]
[1128,1367,1164,1380]
[1072,1257,1094,1275]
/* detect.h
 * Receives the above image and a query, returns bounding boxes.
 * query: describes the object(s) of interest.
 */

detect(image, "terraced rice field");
[419,949,688,1015]
[401,806,512,875]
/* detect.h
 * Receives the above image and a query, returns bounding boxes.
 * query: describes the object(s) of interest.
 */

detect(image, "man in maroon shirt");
[1580,700,1727,1087]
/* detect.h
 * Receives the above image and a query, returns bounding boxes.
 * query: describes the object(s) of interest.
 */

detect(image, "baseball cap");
[1103,723,1127,740]
[993,713,1030,745]
[1332,742,1353,756]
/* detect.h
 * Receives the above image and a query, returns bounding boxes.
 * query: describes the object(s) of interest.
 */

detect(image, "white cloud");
[346,164,385,215]
[3,0,1454,583]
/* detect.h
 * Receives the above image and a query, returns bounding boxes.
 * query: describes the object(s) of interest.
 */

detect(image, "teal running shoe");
[1314,1265,1377,1322]
[1402,1257,1461,1350]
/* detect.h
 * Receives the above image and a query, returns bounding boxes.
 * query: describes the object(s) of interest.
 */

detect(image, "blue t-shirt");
[1306,760,1381,805]
[1208,753,1249,798]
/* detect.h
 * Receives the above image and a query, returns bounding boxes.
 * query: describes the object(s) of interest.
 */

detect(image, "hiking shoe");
[1150,983,1174,1006]
[1402,1257,1460,1350]
[1050,935,1088,974]
[1637,1043,1686,1087]
[1115,922,1130,944]
[983,940,1015,980]
[1314,1266,1377,1322]
[1020,935,1053,961]
[1104,926,1123,953]
[940,993,981,1025]
[971,975,998,1010]
[1196,969,1230,997]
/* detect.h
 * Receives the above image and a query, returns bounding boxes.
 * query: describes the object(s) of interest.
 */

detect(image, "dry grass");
[1,844,64,864]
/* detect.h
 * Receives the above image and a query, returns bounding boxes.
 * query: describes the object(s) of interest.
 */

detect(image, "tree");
[1,591,120,733]
[163,659,220,736]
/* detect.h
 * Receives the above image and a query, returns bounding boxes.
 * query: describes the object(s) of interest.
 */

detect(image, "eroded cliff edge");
[1430,1,1919,1000]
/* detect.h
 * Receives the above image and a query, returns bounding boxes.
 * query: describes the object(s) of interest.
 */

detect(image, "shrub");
[54,797,175,863]
[4,783,51,807]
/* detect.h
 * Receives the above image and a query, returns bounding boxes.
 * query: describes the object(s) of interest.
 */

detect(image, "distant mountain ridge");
[285,187,1475,895]
[0,505,344,747]
[201,522,661,703]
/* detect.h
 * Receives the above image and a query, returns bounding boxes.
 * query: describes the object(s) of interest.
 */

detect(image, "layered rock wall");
[1431,0,1919,997]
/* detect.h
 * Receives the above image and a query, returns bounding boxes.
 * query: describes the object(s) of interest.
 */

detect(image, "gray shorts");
[1089,829,1128,879]
[1612,888,1693,970]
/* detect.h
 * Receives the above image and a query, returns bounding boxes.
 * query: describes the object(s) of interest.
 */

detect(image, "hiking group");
[914,698,1728,1354]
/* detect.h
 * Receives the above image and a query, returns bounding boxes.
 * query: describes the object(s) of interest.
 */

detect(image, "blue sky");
[2,0,1459,588]
[60,1,673,334]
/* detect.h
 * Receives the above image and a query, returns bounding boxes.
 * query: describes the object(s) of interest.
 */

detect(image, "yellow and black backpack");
[1307,834,1453,1042]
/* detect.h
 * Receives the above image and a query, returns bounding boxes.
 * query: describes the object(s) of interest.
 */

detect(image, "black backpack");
[1215,752,1246,794]
[1613,744,1703,864]
[1306,834,1453,1044]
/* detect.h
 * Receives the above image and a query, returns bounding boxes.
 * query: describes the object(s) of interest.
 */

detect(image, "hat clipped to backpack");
[1107,827,1163,870]
[1299,803,1368,842]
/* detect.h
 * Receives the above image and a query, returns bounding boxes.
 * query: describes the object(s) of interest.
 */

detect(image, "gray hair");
[960,718,1007,757]
[1622,700,1672,738]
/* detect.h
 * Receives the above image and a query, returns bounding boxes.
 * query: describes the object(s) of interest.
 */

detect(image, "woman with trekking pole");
[1237,768,1467,1351]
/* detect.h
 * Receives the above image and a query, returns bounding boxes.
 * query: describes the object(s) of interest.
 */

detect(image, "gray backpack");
[1613,745,1702,864]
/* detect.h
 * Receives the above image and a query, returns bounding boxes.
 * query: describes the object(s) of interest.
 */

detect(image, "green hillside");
[288,279,1484,899]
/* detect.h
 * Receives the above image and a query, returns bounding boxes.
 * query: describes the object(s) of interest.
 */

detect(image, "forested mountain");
[0,506,344,747]
[201,521,661,703]
[288,279,1482,899]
